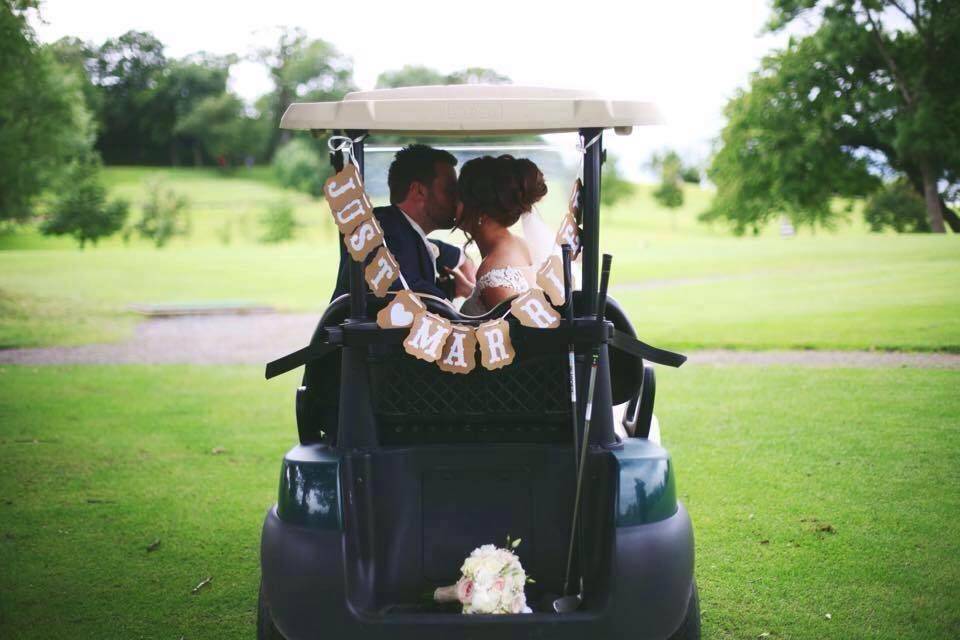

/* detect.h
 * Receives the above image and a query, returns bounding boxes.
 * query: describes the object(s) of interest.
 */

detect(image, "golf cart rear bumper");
[260,502,694,640]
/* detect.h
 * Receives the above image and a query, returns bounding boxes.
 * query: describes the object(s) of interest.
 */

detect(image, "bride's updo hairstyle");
[457,155,548,232]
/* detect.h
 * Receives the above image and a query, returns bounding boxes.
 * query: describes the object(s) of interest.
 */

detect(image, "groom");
[331,144,476,301]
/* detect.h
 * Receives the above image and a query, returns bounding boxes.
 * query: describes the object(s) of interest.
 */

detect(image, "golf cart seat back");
[296,293,643,446]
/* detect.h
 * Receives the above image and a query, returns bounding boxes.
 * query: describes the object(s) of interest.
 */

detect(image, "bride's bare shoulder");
[475,236,533,279]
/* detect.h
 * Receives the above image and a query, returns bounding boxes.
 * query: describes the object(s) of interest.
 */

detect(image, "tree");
[375,65,510,88]
[0,1,96,221]
[272,138,330,197]
[259,200,299,243]
[90,30,170,164]
[255,28,355,159]
[705,0,960,234]
[600,155,635,208]
[863,179,930,232]
[175,92,264,167]
[649,151,700,227]
[134,180,190,247]
[41,157,129,247]
[375,65,447,88]
[158,53,235,165]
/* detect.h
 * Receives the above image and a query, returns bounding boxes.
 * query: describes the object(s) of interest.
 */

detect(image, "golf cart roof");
[279,84,661,136]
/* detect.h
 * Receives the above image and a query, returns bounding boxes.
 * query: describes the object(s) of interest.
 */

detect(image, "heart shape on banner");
[376,290,426,329]
[390,302,414,326]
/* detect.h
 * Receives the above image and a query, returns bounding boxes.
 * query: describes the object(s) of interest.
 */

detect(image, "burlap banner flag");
[324,165,374,235]
[438,324,478,374]
[511,289,561,329]
[365,246,400,297]
[536,256,566,307]
[556,213,581,257]
[477,319,515,370]
[404,311,454,363]
[377,290,425,329]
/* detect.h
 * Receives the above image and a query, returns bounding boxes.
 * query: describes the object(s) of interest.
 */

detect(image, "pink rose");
[456,577,474,604]
[492,577,505,592]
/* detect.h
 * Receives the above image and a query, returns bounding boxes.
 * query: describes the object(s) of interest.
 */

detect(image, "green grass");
[0,365,957,638]
[0,167,957,350]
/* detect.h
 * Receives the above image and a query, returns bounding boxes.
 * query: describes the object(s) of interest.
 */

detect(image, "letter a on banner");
[438,325,477,374]
[403,312,453,363]
[365,246,400,297]
[477,319,515,370]
[536,255,566,306]
[511,289,561,329]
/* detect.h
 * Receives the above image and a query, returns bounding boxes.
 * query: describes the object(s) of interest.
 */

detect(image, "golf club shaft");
[561,254,613,597]
[561,245,579,469]
[562,352,599,596]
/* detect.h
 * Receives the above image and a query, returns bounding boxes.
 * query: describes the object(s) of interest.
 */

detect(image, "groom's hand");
[445,265,476,299]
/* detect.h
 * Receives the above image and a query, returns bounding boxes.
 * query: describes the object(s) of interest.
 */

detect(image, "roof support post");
[579,127,603,315]
[345,129,368,320]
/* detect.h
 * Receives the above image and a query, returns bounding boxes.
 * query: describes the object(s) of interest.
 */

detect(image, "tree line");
[704,0,959,234]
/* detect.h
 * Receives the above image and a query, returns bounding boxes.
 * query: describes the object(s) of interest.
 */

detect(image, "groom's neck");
[394,201,436,234]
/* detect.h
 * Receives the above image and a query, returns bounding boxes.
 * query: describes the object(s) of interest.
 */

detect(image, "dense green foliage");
[41,158,129,247]
[133,180,190,247]
[0,1,96,221]
[271,139,331,198]
[258,200,298,243]
[375,65,509,88]
[600,155,635,207]
[255,28,355,159]
[706,0,960,234]
[864,179,930,232]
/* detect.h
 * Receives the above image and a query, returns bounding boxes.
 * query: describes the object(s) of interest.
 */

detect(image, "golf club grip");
[561,244,574,323]
[597,254,613,320]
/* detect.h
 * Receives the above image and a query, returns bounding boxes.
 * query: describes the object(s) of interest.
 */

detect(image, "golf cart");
[260,85,699,640]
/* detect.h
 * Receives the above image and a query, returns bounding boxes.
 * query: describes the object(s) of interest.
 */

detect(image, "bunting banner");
[323,138,588,374]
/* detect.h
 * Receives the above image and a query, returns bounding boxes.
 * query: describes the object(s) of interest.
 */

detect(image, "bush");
[135,179,191,247]
[41,157,129,248]
[272,138,331,197]
[600,155,635,207]
[864,180,930,233]
[259,200,298,243]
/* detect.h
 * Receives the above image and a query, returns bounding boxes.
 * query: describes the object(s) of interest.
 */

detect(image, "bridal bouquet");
[434,540,533,614]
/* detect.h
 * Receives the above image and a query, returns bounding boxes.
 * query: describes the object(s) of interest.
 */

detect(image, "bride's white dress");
[460,265,537,316]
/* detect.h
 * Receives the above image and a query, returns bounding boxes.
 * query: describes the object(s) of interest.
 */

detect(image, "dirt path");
[1,313,958,369]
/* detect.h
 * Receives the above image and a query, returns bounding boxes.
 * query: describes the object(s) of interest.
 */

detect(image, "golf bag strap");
[265,343,338,380]
[610,329,686,368]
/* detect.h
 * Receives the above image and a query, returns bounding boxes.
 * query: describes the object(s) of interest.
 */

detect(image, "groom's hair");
[388,144,458,204]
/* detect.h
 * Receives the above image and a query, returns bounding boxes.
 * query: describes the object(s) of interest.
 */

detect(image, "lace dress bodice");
[460,266,535,316]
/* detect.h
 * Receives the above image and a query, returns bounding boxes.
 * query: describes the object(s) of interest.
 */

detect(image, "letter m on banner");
[403,312,453,363]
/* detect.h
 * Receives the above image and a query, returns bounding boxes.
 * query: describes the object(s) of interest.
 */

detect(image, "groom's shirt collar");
[396,205,441,278]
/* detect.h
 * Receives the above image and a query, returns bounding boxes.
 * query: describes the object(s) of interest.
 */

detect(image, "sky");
[31,0,790,180]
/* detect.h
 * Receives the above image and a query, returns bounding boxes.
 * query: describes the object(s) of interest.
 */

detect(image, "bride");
[450,155,549,316]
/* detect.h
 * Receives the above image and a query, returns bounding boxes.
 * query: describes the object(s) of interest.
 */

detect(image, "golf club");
[555,253,613,613]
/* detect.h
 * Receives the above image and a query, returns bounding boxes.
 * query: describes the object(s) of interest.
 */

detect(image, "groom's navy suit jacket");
[332,205,461,301]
